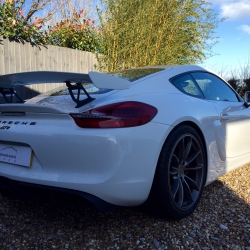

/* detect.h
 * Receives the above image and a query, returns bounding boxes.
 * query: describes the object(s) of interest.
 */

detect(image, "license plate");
[0,143,33,167]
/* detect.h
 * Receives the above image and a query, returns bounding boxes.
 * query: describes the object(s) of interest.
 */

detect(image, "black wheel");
[145,125,206,219]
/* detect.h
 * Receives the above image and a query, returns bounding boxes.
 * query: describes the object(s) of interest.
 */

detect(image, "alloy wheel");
[168,134,204,210]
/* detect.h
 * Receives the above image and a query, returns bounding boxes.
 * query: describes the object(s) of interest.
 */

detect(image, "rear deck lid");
[0,71,131,108]
[0,71,131,90]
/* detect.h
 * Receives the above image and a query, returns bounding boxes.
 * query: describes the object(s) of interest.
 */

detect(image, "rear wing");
[0,71,131,107]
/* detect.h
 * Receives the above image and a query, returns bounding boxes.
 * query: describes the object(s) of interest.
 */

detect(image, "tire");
[145,125,206,219]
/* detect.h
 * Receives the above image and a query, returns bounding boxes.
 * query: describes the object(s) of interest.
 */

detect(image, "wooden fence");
[0,38,98,103]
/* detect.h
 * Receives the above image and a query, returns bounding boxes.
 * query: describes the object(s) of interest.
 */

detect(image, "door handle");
[221,113,229,121]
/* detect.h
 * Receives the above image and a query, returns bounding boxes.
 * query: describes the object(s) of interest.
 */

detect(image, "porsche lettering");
[0,121,36,125]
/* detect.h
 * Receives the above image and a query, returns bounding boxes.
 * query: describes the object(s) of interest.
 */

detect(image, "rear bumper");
[0,176,120,212]
[0,122,172,206]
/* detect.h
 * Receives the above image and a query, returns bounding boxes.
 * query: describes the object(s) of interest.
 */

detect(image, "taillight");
[70,101,157,128]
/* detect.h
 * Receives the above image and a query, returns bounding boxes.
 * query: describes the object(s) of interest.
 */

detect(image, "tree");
[17,0,58,23]
[47,0,101,22]
[0,0,44,44]
[0,0,103,51]
[225,58,250,96]
[0,0,58,44]
[44,0,104,52]
[227,78,239,91]
[47,9,102,53]
[98,0,221,72]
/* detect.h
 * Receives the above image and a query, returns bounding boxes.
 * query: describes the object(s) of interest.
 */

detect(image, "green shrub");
[47,10,103,53]
[0,0,48,45]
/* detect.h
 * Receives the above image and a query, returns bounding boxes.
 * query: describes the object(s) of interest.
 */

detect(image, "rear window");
[108,68,165,82]
[47,84,112,97]
[36,84,112,106]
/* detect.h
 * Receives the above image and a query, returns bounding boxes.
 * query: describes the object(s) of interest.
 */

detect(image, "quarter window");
[171,74,204,98]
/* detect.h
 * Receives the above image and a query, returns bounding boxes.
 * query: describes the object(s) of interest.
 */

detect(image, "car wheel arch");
[177,121,207,171]
[143,121,208,218]
[168,121,208,181]
[149,120,208,190]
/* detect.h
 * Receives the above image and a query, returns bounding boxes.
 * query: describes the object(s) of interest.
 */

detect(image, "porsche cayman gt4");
[0,65,248,219]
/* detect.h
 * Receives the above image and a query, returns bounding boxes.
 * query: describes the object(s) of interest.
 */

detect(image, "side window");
[191,72,239,102]
[170,74,204,98]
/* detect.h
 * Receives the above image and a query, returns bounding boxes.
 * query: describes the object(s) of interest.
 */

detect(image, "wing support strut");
[0,88,24,103]
[66,81,95,108]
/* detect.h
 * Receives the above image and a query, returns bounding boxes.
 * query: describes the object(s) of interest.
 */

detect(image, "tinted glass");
[171,74,204,98]
[48,84,112,97]
[109,68,164,82]
[191,72,239,102]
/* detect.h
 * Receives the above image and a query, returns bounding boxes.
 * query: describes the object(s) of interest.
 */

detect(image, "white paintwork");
[0,71,91,87]
[0,71,131,90]
[212,101,250,160]
[0,116,170,205]
[89,71,131,89]
[0,65,249,206]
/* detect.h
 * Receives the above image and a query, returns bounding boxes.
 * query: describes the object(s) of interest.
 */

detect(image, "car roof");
[122,65,206,71]
[163,65,207,71]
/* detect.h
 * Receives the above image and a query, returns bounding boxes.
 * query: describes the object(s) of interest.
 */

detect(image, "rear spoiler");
[0,71,131,107]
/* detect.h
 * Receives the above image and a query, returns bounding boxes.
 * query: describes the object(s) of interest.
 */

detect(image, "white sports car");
[0,65,248,219]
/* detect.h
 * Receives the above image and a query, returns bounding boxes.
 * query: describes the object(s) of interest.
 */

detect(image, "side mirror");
[244,102,250,108]
[243,91,250,108]
[243,91,250,102]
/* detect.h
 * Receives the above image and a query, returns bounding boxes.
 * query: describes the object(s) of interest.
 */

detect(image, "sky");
[202,0,250,75]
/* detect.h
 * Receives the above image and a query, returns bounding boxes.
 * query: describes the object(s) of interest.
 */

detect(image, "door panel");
[191,72,250,159]
[211,101,250,159]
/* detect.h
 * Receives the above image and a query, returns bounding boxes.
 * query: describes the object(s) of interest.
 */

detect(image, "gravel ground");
[0,164,249,250]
